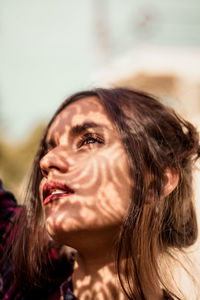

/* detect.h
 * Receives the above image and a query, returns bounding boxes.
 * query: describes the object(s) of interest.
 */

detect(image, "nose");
[40,148,69,177]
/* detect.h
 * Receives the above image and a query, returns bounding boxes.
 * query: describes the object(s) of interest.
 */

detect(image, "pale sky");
[1,0,200,141]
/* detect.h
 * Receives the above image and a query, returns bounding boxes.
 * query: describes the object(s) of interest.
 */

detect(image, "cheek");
[95,149,131,210]
[70,148,131,198]
[43,147,132,238]
[94,181,131,221]
[44,187,129,241]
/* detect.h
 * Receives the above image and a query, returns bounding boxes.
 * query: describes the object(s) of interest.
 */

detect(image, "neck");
[69,229,163,300]
[72,252,164,300]
[72,250,127,300]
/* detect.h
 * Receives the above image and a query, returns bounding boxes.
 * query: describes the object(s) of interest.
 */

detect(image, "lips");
[42,181,75,206]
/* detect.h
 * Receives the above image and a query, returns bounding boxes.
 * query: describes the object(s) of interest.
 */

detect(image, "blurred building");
[94,45,200,128]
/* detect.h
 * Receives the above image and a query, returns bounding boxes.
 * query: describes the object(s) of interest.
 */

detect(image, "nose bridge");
[40,145,70,175]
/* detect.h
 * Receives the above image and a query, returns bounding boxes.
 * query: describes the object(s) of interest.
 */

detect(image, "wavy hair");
[12,88,200,299]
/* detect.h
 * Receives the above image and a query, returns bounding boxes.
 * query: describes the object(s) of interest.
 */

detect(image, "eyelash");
[77,133,104,148]
[43,133,104,155]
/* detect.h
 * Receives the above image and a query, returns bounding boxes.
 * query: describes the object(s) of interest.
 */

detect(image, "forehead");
[46,96,115,139]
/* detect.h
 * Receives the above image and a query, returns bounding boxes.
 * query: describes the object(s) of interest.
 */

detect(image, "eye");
[77,133,104,148]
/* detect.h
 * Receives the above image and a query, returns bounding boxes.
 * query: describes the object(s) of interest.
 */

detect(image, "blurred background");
[1,0,200,198]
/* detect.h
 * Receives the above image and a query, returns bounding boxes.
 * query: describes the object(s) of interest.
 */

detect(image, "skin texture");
[39,96,165,299]
[39,97,132,245]
[39,97,134,299]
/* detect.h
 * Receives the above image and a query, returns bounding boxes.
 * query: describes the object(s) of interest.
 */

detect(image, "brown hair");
[11,88,200,299]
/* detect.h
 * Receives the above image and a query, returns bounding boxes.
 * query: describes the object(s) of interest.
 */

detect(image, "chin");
[45,217,85,246]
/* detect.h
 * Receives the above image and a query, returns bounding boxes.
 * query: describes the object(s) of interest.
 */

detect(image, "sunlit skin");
[39,97,163,300]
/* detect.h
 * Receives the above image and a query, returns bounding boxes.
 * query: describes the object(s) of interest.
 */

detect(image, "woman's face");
[39,97,131,245]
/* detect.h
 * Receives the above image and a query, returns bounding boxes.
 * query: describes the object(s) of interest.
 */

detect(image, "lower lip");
[43,193,73,206]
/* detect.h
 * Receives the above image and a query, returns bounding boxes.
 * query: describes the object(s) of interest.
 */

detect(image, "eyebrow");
[44,122,109,150]
[70,122,108,136]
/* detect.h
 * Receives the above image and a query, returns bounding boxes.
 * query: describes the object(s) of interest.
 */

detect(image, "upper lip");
[42,181,75,202]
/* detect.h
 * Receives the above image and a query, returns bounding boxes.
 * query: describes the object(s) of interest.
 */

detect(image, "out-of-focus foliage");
[0,123,46,199]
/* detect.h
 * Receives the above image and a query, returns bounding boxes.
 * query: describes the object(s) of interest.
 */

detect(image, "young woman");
[2,88,200,299]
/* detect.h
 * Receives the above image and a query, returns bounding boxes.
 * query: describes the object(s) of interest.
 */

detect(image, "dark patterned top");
[0,181,173,300]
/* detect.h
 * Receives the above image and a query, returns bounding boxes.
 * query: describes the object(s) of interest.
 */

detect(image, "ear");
[163,168,179,197]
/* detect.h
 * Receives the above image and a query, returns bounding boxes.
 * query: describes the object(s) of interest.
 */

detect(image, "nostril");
[40,156,50,177]
[40,168,48,177]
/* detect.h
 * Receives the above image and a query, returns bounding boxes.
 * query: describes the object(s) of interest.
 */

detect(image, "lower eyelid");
[77,135,104,148]
[86,138,103,145]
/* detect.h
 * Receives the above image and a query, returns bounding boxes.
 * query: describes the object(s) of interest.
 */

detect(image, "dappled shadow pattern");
[39,97,133,299]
